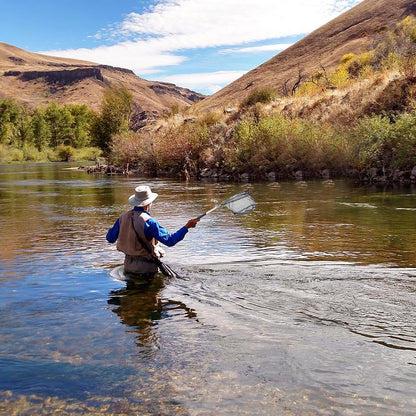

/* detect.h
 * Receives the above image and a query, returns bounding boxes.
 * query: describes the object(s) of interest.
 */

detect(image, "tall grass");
[106,106,416,180]
[351,110,416,171]
[0,144,102,163]
[223,115,354,176]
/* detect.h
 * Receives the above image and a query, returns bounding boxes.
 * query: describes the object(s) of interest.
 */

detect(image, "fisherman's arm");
[144,217,198,247]
[106,219,120,243]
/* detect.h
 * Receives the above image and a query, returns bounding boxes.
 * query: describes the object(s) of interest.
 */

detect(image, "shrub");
[154,122,211,175]
[329,67,350,87]
[340,53,356,65]
[349,111,416,171]
[197,111,221,127]
[223,114,354,176]
[73,147,102,162]
[0,144,10,162]
[241,87,277,108]
[108,131,154,172]
[390,111,416,168]
[343,52,374,78]
[9,147,24,162]
[371,16,416,73]
[55,145,75,162]
[22,144,48,161]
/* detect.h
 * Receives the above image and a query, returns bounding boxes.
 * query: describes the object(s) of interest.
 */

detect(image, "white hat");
[128,185,158,207]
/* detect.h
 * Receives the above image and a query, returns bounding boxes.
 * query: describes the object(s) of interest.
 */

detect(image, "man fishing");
[106,185,199,277]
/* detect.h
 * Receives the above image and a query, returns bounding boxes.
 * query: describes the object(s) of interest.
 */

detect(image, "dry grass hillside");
[256,69,416,128]
[0,42,204,120]
[194,0,416,113]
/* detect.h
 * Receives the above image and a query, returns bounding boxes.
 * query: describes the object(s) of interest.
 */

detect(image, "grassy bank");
[100,103,416,183]
[0,144,102,163]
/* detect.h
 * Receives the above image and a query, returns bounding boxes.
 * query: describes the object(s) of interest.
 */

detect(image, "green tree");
[31,108,51,151]
[44,102,74,148]
[91,87,133,152]
[0,99,23,145]
[66,104,92,148]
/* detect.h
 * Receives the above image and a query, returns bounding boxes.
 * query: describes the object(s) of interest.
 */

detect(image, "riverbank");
[81,162,416,185]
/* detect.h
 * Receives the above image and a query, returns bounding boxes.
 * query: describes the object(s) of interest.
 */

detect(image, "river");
[0,163,415,415]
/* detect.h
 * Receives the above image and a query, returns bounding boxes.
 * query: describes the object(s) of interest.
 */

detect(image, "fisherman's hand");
[185,218,199,229]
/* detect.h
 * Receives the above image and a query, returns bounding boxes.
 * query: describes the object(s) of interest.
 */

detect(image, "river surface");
[0,163,415,415]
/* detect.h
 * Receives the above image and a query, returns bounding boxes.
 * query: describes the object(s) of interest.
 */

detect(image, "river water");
[0,163,415,415]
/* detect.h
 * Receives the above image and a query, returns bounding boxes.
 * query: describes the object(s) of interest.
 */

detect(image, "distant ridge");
[0,42,205,128]
[195,0,416,112]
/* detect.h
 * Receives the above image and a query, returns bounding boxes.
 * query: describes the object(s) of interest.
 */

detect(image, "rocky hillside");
[194,0,416,113]
[0,42,204,126]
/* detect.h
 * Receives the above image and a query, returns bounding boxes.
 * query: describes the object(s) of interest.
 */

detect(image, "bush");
[340,53,356,65]
[73,147,102,162]
[350,110,416,171]
[389,111,416,168]
[154,122,211,176]
[223,114,353,176]
[371,16,416,74]
[9,147,24,162]
[342,52,374,79]
[241,87,277,108]
[55,145,75,162]
[22,144,49,161]
[0,144,11,162]
[109,132,149,168]
[197,111,222,127]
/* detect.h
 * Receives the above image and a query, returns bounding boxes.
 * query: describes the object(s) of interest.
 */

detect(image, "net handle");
[196,205,219,219]
[196,190,252,219]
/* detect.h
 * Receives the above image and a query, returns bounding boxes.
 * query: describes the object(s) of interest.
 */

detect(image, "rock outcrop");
[5,67,105,85]
[0,42,205,122]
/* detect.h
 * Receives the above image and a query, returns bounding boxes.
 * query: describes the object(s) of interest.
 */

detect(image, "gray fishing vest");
[116,210,157,259]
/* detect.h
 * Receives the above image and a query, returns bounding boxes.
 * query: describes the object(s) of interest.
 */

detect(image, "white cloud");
[155,70,248,94]
[114,0,358,49]
[117,0,353,45]
[40,40,188,74]
[39,0,363,92]
[220,43,293,55]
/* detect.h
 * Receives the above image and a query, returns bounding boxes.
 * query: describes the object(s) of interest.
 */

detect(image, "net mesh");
[222,190,257,215]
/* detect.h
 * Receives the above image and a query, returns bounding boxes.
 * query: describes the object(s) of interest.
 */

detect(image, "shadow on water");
[107,273,197,356]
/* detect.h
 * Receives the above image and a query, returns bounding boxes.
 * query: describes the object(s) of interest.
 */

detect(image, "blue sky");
[0,0,363,95]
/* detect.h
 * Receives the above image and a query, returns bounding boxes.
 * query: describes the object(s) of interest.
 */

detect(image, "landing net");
[222,190,257,215]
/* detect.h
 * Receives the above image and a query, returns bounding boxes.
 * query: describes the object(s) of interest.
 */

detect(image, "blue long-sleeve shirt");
[106,207,188,247]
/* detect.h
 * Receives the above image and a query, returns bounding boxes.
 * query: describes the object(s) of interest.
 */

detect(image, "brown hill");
[194,0,416,113]
[0,42,204,127]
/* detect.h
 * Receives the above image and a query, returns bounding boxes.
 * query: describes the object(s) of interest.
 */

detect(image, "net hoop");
[221,190,257,215]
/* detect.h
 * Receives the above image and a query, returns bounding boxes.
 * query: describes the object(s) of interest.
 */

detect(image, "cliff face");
[0,42,205,121]
[5,67,106,84]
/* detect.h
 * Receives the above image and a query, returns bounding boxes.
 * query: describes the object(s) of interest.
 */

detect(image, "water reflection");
[108,275,197,356]
[2,163,416,415]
